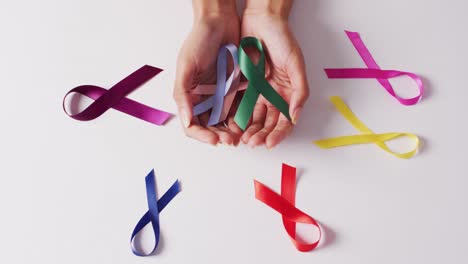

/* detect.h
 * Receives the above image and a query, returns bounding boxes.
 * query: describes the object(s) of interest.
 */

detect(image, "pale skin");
[173,0,309,149]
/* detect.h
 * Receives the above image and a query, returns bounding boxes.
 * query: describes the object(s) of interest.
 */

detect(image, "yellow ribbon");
[314,96,419,159]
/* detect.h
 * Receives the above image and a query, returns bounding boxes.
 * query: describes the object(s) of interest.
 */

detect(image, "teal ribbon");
[234,37,291,130]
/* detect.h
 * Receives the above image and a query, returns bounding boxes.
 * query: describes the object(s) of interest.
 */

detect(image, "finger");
[248,106,280,147]
[226,94,244,141]
[184,125,219,145]
[219,124,241,146]
[286,51,310,125]
[226,117,243,146]
[265,115,294,149]
[174,57,196,128]
[197,111,233,145]
[182,110,219,145]
[208,126,234,146]
[240,103,267,145]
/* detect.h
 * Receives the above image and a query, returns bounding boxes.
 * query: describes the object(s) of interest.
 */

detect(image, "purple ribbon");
[193,44,240,126]
[63,65,172,125]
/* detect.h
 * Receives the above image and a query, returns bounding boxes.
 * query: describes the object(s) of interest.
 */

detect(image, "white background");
[1,0,467,263]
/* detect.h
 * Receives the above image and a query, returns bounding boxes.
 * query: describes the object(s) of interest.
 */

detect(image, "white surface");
[1,0,467,263]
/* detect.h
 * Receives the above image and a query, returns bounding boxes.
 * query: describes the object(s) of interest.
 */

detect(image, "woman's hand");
[173,0,242,146]
[240,0,309,149]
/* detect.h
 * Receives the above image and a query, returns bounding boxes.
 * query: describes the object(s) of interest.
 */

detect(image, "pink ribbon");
[324,31,424,106]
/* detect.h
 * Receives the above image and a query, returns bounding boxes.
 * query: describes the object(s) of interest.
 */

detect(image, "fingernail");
[292,107,302,125]
[182,111,191,128]
[266,143,274,151]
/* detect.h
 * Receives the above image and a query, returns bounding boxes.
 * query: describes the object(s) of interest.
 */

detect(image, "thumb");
[173,59,195,128]
[287,51,309,125]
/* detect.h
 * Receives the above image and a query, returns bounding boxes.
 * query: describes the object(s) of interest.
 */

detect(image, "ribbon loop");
[130,169,181,257]
[314,96,420,159]
[193,44,241,126]
[254,163,321,252]
[234,37,291,130]
[324,31,424,106]
[63,65,172,126]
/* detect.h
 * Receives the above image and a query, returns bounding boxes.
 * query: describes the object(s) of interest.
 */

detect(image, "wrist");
[243,0,292,19]
[193,0,238,22]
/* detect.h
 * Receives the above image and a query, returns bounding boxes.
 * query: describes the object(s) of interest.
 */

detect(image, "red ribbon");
[254,163,321,252]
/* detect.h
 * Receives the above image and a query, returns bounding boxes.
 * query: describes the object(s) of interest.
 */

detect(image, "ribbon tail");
[234,85,260,130]
[193,96,215,116]
[314,134,396,148]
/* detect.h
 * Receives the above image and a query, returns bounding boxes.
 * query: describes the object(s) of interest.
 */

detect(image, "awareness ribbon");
[193,44,241,126]
[314,96,420,159]
[192,82,248,122]
[324,31,424,106]
[63,65,172,125]
[235,37,291,130]
[130,169,181,256]
[254,163,321,252]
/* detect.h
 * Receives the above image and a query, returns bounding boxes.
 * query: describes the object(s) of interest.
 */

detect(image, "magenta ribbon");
[63,65,172,125]
[324,31,424,106]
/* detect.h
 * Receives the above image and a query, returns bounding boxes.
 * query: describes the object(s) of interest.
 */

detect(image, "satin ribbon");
[315,96,420,159]
[63,65,172,125]
[324,31,424,106]
[192,82,248,124]
[192,44,241,125]
[130,169,181,257]
[235,37,291,130]
[254,163,321,252]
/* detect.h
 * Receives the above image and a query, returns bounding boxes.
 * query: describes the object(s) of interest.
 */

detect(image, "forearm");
[244,0,293,18]
[192,0,238,20]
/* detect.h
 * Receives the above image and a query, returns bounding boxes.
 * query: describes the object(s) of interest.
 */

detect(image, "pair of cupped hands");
[173,10,309,149]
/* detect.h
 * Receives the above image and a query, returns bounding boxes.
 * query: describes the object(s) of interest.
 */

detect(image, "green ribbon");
[234,37,291,131]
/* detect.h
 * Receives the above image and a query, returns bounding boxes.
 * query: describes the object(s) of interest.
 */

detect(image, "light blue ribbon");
[193,44,239,125]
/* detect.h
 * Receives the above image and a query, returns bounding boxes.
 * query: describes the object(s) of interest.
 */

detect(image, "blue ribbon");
[193,44,240,126]
[130,169,181,256]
